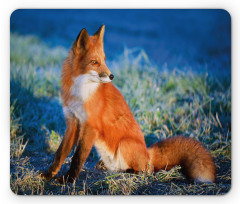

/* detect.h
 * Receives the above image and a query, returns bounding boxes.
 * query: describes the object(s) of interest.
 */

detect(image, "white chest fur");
[94,140,129,171]
[63,73,99,122]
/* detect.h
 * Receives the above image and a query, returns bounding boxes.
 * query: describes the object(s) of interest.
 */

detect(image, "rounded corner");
[219,183,232,196]
[10,9,22,22]
[219,9,231,22]
[9,185,19,196]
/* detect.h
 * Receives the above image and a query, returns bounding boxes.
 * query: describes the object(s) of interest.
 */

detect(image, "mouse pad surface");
[10,9,231,195]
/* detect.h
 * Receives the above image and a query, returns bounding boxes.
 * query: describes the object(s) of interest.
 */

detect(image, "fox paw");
[39,171,53,181]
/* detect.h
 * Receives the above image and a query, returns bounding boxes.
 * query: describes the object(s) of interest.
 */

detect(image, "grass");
[10,33,231,195]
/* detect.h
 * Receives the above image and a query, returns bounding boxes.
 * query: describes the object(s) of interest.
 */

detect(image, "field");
[10,33,231,195]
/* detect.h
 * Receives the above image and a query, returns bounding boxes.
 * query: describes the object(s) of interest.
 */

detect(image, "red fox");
[41,25,215,183]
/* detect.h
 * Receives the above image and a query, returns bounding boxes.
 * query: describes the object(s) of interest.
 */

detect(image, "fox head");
[70,25,114,83]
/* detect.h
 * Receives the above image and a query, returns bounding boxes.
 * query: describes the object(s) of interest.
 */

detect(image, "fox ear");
[94,25,105,43]
[73,28,90,54]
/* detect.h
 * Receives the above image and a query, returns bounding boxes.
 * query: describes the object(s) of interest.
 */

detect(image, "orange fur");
[41,25,215,183]
[148,136,215,182]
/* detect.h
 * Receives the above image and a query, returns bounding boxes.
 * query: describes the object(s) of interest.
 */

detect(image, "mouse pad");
[10,9,231,195]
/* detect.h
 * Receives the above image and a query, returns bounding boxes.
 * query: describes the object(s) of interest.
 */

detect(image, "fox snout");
[99,72,114,81]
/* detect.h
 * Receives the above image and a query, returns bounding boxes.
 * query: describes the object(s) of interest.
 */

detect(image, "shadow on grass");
[10,79,66,152]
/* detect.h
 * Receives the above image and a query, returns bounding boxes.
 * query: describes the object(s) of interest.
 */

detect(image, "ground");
[10,33,231,195]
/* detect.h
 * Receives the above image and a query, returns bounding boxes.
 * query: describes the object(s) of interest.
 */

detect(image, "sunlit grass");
[10,33,231,195]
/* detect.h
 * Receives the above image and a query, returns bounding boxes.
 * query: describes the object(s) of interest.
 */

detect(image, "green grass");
[10,33,231,195]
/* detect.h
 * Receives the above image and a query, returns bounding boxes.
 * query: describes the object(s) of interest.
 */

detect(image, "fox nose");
[109,74,114,80]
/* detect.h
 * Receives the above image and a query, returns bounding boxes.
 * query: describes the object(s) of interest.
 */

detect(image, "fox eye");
[91,60,98,65]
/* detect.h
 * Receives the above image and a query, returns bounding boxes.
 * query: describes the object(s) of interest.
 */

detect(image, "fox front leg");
[41,117,80,180]
[56,123,97,183]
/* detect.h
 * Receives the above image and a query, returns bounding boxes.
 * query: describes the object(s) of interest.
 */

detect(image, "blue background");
[10,9,231,76]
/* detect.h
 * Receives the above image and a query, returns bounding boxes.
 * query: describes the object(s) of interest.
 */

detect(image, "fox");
[41,25,215,183]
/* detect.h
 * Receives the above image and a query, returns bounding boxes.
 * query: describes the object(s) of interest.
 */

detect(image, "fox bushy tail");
[148,136,216,182]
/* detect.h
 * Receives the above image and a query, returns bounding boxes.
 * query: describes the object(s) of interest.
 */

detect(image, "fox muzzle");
[99,72,114,81]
